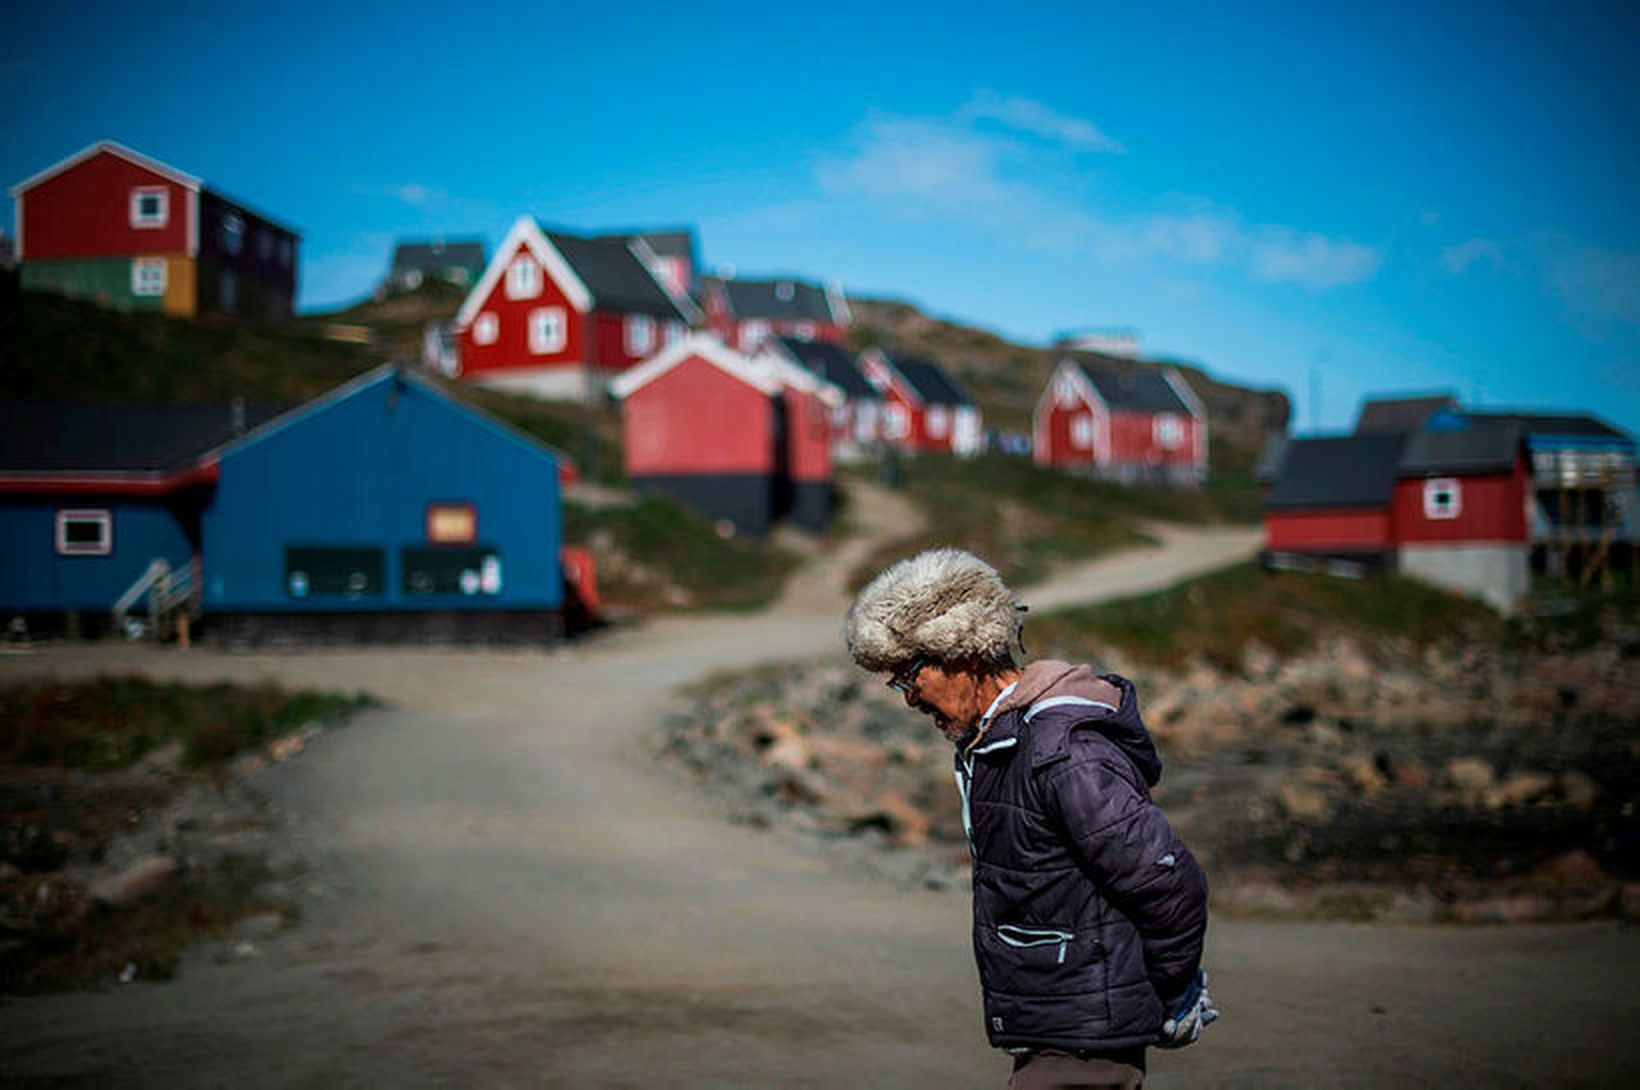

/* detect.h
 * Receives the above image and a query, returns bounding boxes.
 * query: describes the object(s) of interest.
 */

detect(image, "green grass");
[0,677,377,772]
[849,451,1258,591]
[562,495,800,612]
[1029,562,1502,672]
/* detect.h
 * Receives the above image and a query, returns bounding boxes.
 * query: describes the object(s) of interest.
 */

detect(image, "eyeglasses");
[886,657,930,693]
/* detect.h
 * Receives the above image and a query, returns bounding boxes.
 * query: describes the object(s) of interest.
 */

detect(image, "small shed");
[1262,434,1407,570]
[753,342,846,531]
[611,335,785,537]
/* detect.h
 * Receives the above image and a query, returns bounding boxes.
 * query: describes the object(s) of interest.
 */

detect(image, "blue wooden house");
[0,367,570,643]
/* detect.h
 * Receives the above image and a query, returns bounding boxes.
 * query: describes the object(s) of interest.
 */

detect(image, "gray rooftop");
[544,227,689,320]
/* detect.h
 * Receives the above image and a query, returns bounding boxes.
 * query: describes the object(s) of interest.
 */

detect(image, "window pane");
[402,546,501,595]
[285,546,384,597]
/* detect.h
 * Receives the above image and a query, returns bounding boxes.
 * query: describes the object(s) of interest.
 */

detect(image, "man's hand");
[1157,968,1218,1049]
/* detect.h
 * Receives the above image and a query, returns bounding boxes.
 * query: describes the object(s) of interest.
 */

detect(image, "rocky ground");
[655,635,1639,924]
[0,724,328,992]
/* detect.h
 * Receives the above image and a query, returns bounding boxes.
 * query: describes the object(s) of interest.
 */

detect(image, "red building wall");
[622,356,775,476]
[784,388,833,484]
[1266,509,1393,552]
[1039,398,1106,467]
[1108,410,1199,469]
[20,151,191,259]
[591,312,665,372]
[458,245,586,377]
[1392,461,1528,545]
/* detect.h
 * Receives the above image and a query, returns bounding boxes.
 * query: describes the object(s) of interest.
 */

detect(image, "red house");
[858,349,983,457]
[1033,358,1207,485]
[454,217,699,400]
[610,335,786,537]
[702,275,850,352]
[1263,419,1532,611]
[753,342,846,531]
[10,140,299,320]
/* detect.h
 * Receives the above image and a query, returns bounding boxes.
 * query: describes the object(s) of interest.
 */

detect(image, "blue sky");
[4,1,1636,435]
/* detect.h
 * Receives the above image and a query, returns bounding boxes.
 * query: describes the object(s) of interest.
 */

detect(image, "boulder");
[1339,753,1388,797]
[267,734,305,763]
[1276,781,1333,824]
[1445,757,1496,796]
[848,792,932,848]
[1556,770,1601,811]
[1484,771,1555,810]
[90,855,178,907]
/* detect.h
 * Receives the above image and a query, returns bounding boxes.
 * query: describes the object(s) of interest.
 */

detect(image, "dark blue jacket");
[955,664,1208,1053]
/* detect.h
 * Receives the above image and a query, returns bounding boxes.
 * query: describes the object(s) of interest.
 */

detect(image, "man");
[845,548,1215,1089]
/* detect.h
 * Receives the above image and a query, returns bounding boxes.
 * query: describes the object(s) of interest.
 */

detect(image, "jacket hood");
[997,660,1162,786]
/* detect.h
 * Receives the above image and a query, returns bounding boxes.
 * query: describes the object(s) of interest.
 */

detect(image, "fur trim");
[844,548,1022,671]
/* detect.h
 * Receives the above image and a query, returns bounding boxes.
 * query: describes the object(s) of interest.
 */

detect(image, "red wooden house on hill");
[453,217,699,400]
[858,349,983,457]
[702,275,851,352]
[10,140,299,321]
[1033,358,1207,484]
[764,336,881,456]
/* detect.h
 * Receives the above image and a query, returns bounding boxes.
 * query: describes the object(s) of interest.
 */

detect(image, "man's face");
[893,659,988,743]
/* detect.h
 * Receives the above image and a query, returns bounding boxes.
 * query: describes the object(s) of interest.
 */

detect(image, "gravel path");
[1,514,1634,1088]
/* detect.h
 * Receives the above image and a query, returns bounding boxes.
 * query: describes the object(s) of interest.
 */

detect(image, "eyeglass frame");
[886,656,931,694]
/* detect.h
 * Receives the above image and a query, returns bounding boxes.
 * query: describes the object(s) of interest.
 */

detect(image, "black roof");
[714,277,838,322]
[774,336,876,399]
[543,228,688,320]
[894,357,974,407]
[1466,410,1630,442]
[1354,393,1458,435]
[594,229,695,262]
[1399,417,1523,475]
[391,239,486,275]
[1073,361,1191,414]
[1264,434,1408,509]
[0,402,290,473]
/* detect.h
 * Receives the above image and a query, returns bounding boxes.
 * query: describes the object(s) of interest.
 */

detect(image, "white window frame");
[1070,414,1093,449]
[926,405,949,439]
[472,312,499,345]
[1423,477,1462,520]
[131,257,167,297]
[130,187,168,229]
[56,509,112,556]
[506,254,542,300]
[625,314,656,356]
[528,306,566,355]
[741,319,770,348]
[884,403,909,440]
[1154,413,1185,451]
[220,211,244,256]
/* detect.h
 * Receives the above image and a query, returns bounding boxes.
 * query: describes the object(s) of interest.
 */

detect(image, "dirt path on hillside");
[1,522,1635,1088]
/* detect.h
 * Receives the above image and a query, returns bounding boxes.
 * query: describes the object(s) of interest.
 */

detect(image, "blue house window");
[285,546,384,599]
[402,547,502,596]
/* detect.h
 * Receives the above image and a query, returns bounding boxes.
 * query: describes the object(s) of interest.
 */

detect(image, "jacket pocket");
[996,924,1074,965]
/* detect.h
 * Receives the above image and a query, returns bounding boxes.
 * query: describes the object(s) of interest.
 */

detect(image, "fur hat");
[844,547,1022,672]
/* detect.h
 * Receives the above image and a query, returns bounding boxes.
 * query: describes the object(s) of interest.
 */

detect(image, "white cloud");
[1440,237,1504,276]
[962,90,1125,154]
[393,183,439,207]
[1250,228,1383,287]
[816,104,1380,291]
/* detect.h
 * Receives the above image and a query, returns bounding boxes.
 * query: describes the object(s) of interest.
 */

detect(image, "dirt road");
[2,523,1635,1088]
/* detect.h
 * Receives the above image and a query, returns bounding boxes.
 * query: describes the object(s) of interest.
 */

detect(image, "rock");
[1527,850,1606,894]
[1339,753,1388,797]
[848,792,931,848]
[1276,782,1333,824]
[234,912,286,941]
[267,734,305,762]
[134,740,185,774]
[1619,883,1640,921]
[764,767,828,806]
[1241,642,1280,681]
[1484,771,1555,810]
[90,855,178,907]
[761,734,812,774]
[1445,757,1496,796]
[1452,894,1558,924]
[807,735,888,772]
[1388,760,1429,790]
[1555,770,1601,811]
[1330,637,1374,683]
